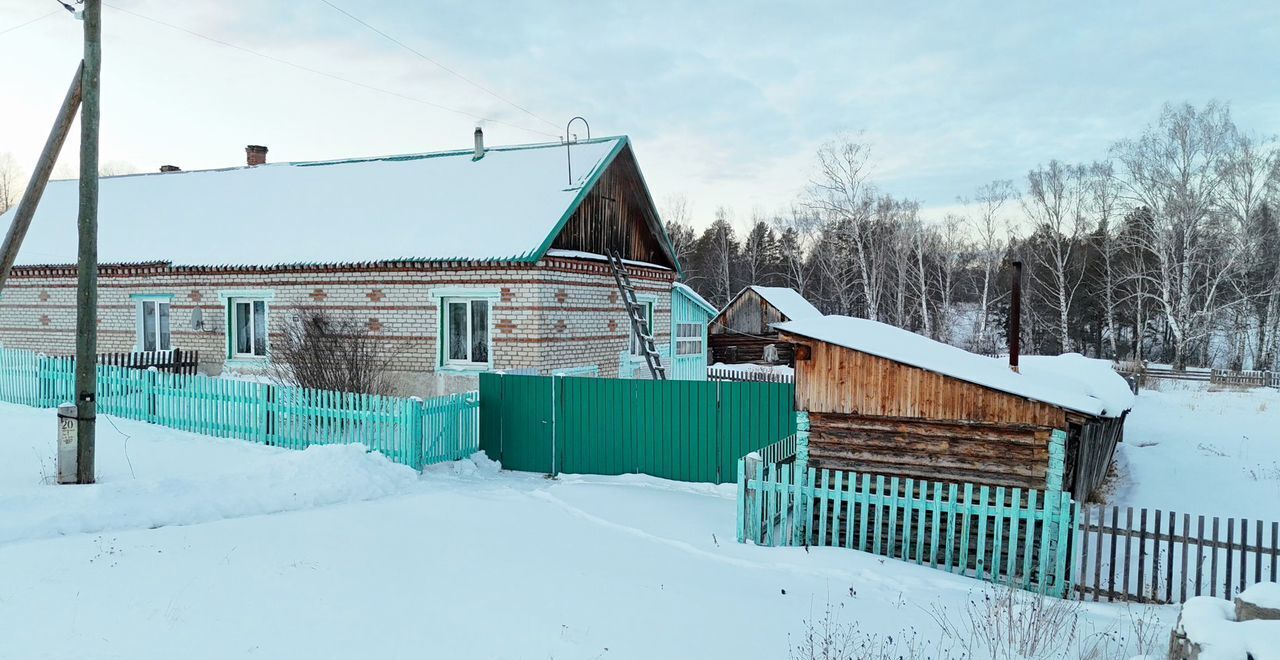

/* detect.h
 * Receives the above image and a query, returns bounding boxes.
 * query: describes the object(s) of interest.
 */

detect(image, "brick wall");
[0,257,675,396]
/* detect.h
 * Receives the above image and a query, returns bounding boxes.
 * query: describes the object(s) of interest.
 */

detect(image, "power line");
[0,9,60,37]
[316,0,561,132]
[100,3,560,139]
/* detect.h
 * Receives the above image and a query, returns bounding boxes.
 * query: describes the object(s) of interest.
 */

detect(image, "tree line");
[668,102,1280,371]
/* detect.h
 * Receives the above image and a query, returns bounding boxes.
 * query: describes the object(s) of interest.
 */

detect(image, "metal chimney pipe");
[1009,260,1022,372]
[473,127,484,160]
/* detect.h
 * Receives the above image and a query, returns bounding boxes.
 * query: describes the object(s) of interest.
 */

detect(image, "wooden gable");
[549,144,677,269]
[709,288,789,337]
[781,333,1071,429]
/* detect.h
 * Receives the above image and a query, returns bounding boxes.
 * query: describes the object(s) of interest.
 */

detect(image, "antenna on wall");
[564,116,590,187]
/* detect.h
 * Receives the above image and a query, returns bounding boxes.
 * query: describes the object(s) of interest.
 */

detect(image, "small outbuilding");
[775,316,1134,500]
[708,286,820,365]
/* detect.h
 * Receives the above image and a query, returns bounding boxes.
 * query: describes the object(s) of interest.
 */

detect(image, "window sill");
[226,356,269,369]
[436,364,492,376]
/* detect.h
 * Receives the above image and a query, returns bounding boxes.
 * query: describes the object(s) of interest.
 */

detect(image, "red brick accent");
[555,288,568,304]
[309,288,327,301]
[500,287,515,303]
[39,315,50,326]
[37,290,49,302]
[366,289,385,302]
[188,290,202,302]
[607,319,618,332]
[367,318,382,332]
[495,319,517,334]
[555,319,566,333]
[608,291,618,304]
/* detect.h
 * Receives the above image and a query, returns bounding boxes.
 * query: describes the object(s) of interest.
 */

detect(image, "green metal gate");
[479,373,795,483]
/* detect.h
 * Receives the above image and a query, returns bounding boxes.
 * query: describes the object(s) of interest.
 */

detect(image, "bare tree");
[1113,102,1240,369]
[270,309,397,395]
[806,138,882,320]
[1087,162,1124,359]
[964,180,1016,350]
[773,205,819,297]
[0,153,23,214]
[1022,160,1091,352]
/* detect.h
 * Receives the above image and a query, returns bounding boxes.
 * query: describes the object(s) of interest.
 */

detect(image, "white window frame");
[217,290,274,361]
[675,322,703,356]
[131,294,174,352]
[629,296,657,357]
[430,287,499,371]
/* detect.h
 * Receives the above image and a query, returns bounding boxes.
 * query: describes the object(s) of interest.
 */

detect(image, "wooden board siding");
[808,412,1052,490]
[709,288,788,337]
[783,335,1069,428]
[550,144,676,269]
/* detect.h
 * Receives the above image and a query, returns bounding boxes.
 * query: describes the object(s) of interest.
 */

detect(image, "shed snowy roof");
[748,286,821,320]
[774,315,1135,418]
[2,137,627,267]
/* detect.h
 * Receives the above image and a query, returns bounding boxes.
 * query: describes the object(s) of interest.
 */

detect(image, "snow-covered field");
[1113,381,1280,520]
[0,401,1173,659]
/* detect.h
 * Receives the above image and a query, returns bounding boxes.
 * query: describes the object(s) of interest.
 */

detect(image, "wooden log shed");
[708,286,821,365]
[775,316,1133,501]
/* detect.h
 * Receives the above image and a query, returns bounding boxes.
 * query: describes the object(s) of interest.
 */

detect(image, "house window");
[443,298,490,367]
[675,322,703,356]
[135,297,172,352]
[630,300,655,356]
[229,298,268,357]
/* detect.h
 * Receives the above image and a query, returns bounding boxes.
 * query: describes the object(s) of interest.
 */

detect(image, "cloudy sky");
[1,0,1275,227]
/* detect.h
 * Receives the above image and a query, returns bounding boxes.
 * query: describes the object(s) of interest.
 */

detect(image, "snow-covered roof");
[774,315,1135,418]
[3,137,629,267]
[673,282,717,315]
[747,286,820,320]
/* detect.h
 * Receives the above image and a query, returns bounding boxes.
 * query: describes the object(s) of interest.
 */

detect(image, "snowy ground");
[1112,380,1280,520]
[0,402,1169,659]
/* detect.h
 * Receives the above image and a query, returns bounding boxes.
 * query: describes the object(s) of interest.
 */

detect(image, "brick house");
[0,134,706,396]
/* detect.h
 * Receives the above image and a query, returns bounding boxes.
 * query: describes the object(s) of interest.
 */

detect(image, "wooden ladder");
[607,250,666,380]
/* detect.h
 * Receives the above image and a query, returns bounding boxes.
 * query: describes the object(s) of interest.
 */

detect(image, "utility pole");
[74,0,101,484]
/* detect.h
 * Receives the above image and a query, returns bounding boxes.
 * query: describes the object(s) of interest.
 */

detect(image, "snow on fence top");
[774,315,1135,418]
[749,286,821,320]
[2,137,625,267]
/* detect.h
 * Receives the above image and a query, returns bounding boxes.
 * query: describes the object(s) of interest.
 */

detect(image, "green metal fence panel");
[478,373,795,483]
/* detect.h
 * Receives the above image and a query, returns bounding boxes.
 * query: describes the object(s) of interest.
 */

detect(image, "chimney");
[472,127,485,161]
[159,165,181,173]
[1009,260,1022,373]
[245,144,268,167]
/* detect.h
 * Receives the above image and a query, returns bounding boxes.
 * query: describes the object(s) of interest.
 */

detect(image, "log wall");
[808,412,1053,490]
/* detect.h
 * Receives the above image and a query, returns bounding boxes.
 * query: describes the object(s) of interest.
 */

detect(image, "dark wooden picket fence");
[1211,369,1280,389]
[1075,504,1280,604]
[706,366,793,384]
[50,348,200,375]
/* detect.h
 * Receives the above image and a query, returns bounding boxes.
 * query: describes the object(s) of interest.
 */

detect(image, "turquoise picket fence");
[1,346,477,470]
[738,458,1077,597]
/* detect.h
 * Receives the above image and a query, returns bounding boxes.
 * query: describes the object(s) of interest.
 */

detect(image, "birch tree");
[1022,161,1091,352]
[1112,102,1240,369]
[964,180,1016,351]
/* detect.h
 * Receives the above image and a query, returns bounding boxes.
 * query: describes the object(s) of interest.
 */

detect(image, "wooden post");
[0,63,84,292]
[73,0,101,484]
[1008,260,1022,372]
